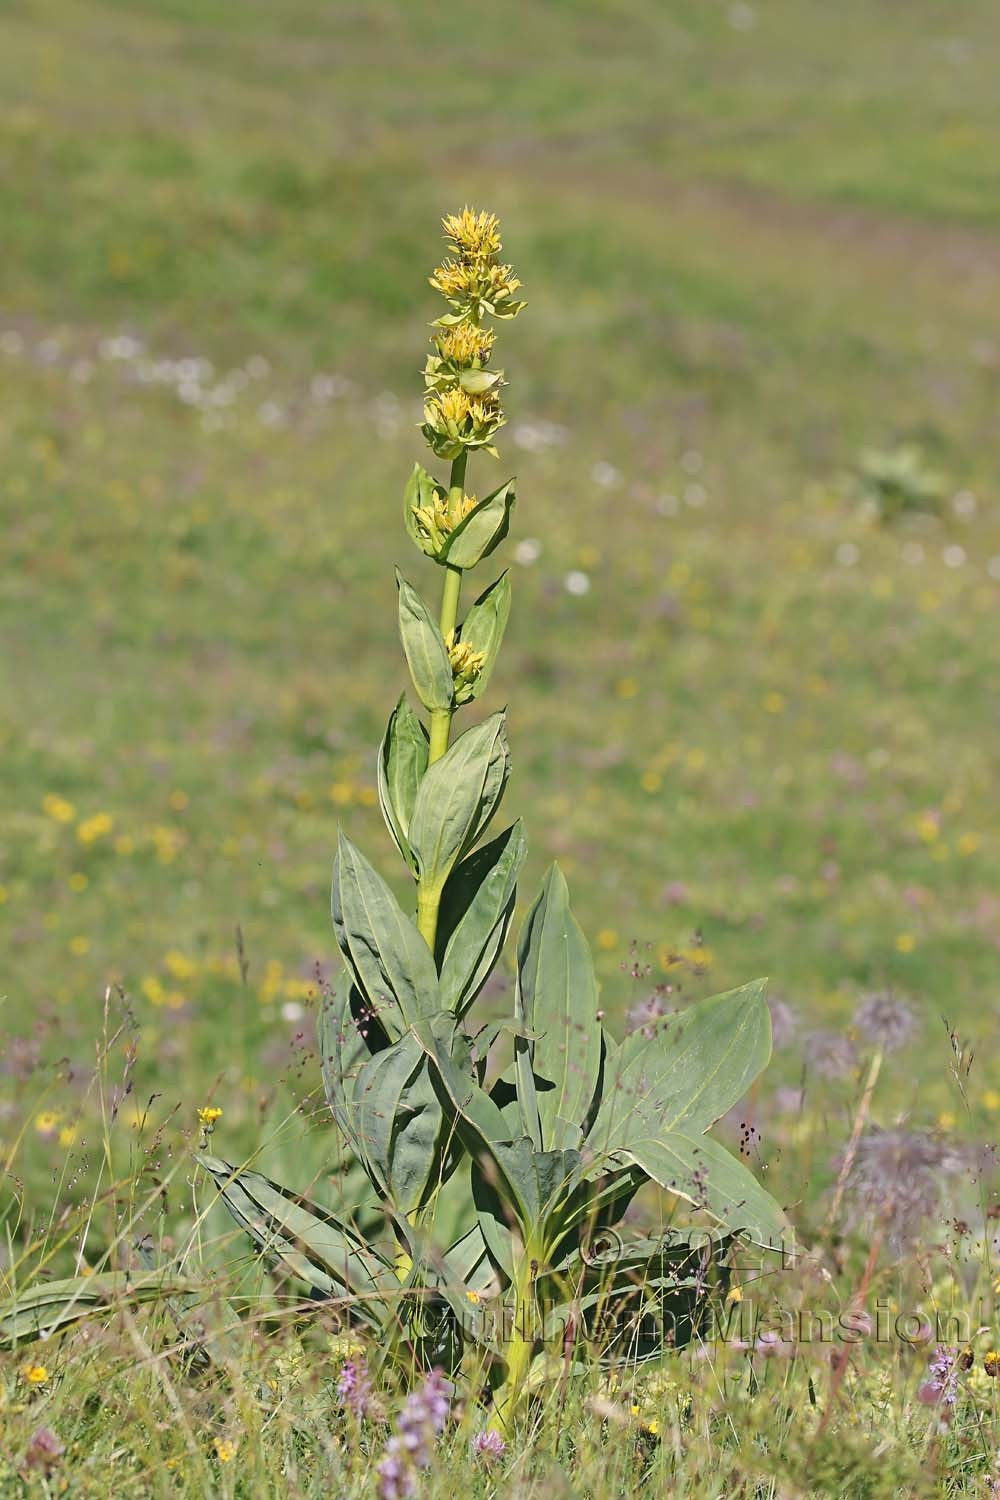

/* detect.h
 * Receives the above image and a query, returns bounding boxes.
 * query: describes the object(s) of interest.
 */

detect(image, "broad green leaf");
[437,821,527,1015]
[453,571,511,705]
[588,979,771,1154]
[440,478,515,570]
[517,864,602,1152]
[352,1031,458,1214]
[408,712,509,899]
[0,1271,192,1349]
[318,982,382,1147]
[616,1134,786,1246]
[413,1012,540,1230]
[403,462,440,558]
[197,1156,394,1325]
[377,695,429,873]
[396,570,453,712]
[331,832,440,1034]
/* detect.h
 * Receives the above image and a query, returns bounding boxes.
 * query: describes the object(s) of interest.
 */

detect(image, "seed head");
[853,991,918,1052]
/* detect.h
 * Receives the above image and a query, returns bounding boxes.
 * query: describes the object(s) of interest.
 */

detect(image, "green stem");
[428,563,462,762]
[417,451,467,953]
[490,1242,540,1434]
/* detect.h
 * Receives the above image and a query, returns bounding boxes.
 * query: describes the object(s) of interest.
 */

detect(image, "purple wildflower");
[377,1369,452,1499]
[472,1428,506,1461]
[337,1357,372,1419]
[23,1427,65,1474]
[918,1346,959,1407]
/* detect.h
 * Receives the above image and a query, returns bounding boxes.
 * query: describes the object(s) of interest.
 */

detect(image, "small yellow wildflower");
[168,789,189,811]
[448,638,487,690]
[956,832,980,856]
[198,1106,223,1127]
[441,207,502,258]
[434,323,495,365]
[22,1363,49,1385]
[937,1110,955,1130]
[76,811,114,844]
[165,949,197,980]
[983,1090,1000,1112]
[42,793,75,823]
[597,928,618,951]
[59,1123,78,1148]
[214,1437,237,1464]
[465,1290,482,1305]
[640,770,662,793]
[69,935,90,955]
[984,1350,1000,1378]
[762,691,786,715]
[35,1110,60,1136]
[616,676,639,699]
[68,872,88,892]
[895,933,916,954]
[915,812,940,843]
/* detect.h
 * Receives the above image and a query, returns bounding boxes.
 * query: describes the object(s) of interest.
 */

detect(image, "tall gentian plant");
[199,210,785,1429]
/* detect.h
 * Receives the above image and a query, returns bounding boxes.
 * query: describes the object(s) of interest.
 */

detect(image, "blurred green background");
[2,0,999,1189]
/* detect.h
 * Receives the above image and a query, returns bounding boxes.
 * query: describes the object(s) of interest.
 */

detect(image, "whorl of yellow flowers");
[422,208,525,461]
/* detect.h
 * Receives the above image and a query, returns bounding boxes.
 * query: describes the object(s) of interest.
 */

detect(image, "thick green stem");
[417,451,467,953]
[490,1243,540,1434]
[428,564,462,762]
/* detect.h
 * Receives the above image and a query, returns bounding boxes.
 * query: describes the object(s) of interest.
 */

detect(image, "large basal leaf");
[198,1157,394,1327]
[517,864,602,1152]
[413,1012,540,1231]
[331,832,440,1034]
[352,1031,459,1214]
[615,1134,786,1247]
[588,978,772,1155]
[436,820,527,1015]
[318,982,384,1149]
[0,1270,193,1349]
[407,712,509,900]
[396,570,454,712]
[377,695,429,873]
[440,477,515,570]
[452,571,511,705]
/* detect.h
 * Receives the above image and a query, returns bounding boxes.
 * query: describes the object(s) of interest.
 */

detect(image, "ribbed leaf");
[0,1271,191,1349]
[396,570,453,712]
[616,1134,786,1246]
[408,712,509,899]
[588,979,771,1154]
[437,821,527,1015]
[453,571,511,705]
[377,695,429,873]
[517,864,602,1152]
[403,463,439,559]
[331,832,440,1035]
[318,982,384,1149]
[198,1157,394,1325]
[352,1031,458,1213]
[413,1012,540,1230]
[440,478,515,570]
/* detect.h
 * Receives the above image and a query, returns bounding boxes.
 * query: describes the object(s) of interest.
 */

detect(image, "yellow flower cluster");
[413,485,479,552]
[422,207,524,460]
[448,637,487,692]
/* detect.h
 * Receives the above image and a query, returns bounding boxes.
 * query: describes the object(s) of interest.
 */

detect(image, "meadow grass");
[2,1,1000,1492]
